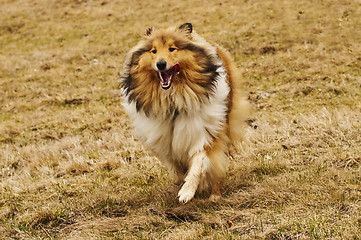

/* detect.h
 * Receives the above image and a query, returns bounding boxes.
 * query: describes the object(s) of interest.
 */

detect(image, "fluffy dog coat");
[120,23,248,203]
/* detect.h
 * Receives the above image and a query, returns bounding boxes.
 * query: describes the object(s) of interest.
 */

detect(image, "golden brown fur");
[120,23,249,203]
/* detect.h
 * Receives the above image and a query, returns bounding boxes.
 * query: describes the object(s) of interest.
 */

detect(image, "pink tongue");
[159,63,180,89]
[171,63,180,73]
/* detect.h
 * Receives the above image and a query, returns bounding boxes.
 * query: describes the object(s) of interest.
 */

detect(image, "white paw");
[178,182,197,203]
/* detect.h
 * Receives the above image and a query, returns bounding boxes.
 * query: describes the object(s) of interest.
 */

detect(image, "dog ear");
[179,23,193,34]
[145,27,154,36]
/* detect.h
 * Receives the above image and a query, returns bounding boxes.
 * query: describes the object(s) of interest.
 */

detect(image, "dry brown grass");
[1,0,360,239]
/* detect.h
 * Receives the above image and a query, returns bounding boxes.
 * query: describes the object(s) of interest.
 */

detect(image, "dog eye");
[151,49,157,54]
[169,48,176,52]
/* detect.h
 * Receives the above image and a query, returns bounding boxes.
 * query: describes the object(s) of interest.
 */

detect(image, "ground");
[0,0,360,239]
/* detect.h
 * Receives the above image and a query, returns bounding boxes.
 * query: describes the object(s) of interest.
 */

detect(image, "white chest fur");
[122,68,230,164]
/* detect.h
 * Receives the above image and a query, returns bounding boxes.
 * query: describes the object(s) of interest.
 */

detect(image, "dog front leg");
[178,151,207,203]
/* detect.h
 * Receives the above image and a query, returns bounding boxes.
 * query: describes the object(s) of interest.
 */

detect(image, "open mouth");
[157,63,180,90]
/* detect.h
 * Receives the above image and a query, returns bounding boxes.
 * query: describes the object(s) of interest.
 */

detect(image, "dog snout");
[156,60,167,71]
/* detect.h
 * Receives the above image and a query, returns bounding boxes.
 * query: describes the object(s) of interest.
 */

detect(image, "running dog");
[120,23,249,203]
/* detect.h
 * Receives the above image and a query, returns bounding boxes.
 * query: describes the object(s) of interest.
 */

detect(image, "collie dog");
[120,23,249,203]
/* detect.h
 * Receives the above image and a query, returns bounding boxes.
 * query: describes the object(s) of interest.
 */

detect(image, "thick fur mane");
[120,23,249,203]
[120,27,225,118]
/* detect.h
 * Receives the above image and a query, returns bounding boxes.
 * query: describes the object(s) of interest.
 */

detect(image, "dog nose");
[156,60,167,71]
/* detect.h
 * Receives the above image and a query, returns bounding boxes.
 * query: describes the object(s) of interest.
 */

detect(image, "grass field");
[1,0,361,239]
